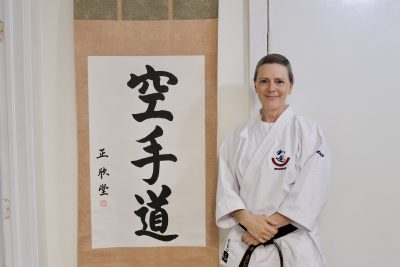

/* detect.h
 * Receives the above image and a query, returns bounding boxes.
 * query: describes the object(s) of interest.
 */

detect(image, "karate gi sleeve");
[215,137,247,229]
[278,122,331,232]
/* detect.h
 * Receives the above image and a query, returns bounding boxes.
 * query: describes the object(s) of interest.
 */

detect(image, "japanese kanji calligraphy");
[88,56,205,248]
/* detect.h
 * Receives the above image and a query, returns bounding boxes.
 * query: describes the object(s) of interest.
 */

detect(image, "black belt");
[238,224,298,267]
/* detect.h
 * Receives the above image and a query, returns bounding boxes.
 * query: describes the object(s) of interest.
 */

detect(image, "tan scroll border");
[75,19,218,267]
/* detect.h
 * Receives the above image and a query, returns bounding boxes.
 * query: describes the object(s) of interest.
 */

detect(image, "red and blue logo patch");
[272,149,290,170]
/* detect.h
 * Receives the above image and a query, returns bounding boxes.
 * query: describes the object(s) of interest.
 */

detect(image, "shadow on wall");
[218,85,251,145]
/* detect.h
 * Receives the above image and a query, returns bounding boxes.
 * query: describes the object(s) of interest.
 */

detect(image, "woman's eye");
[275,80,285,85]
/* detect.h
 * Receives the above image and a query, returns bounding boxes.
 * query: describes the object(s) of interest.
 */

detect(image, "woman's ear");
[289,84,294,94]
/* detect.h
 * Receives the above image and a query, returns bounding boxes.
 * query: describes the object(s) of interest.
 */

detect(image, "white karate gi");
[216,106,331,267]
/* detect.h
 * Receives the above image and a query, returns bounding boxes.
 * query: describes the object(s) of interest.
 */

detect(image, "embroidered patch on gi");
[222,238,230,263]
[272,149,290,170]
[316,150,325,157]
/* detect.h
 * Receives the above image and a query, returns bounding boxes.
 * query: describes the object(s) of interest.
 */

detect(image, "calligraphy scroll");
[89,56,205,248]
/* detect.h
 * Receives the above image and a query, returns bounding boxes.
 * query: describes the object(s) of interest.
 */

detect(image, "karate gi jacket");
[216,106,331,267]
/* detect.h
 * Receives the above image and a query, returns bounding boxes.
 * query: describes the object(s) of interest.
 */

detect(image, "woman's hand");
[231,210,278,243]
[241,231,260,246]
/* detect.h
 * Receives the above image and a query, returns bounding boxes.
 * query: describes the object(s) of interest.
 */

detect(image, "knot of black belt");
[238,224,298,267]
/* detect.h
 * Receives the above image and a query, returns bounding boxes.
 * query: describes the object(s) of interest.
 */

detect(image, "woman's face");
[254,63,293,113]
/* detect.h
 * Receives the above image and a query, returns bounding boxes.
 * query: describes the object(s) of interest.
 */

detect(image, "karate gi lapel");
[241,106,294,183]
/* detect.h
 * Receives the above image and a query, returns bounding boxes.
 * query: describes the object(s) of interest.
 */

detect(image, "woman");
[216,54,331,267]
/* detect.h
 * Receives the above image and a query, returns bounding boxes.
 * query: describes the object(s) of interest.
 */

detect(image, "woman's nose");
[266,82,276,92]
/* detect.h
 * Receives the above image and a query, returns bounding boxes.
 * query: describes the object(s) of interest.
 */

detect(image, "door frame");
[1,0,39,266]
[0,0,11,265]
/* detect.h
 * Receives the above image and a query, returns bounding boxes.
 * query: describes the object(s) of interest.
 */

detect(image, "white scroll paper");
[88,56,205,248]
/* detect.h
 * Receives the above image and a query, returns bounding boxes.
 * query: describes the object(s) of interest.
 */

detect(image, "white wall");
[217,0,251,142]
[218,0,400,266]
[34,0,77,266]
[30,0,400,266]
[268,1,400,266]
[217,1,250,262]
